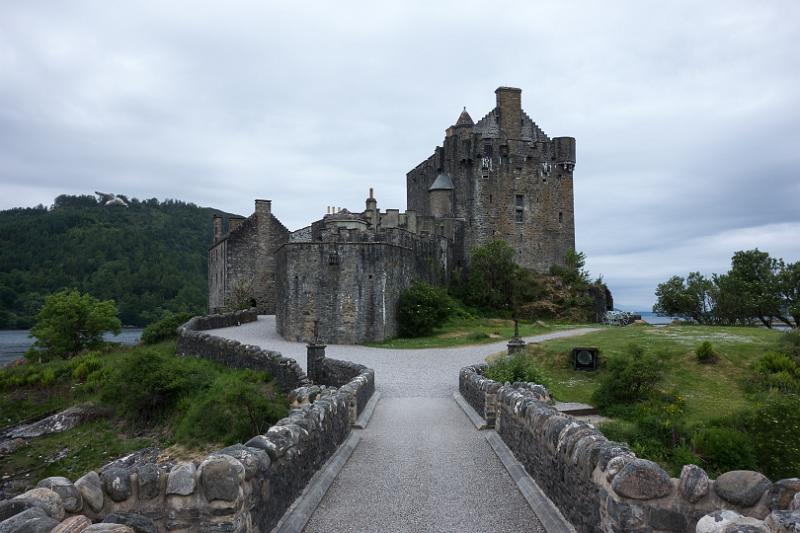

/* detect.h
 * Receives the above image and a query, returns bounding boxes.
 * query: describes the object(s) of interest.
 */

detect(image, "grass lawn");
[514,324,783,425]
[365,317,598,349]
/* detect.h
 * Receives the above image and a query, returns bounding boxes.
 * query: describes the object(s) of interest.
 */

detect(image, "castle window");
[489,194,493,204]
[484,144,492,156]
[559,211,563,223]
[515,195,524,223]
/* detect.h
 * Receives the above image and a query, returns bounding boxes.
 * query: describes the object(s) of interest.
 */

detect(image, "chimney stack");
[495,87,522,139]
[213,214,222,243]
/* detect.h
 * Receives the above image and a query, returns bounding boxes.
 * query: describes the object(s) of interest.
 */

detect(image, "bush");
[591,344,664,411]
[779,330,800,362]
[27,289,121,360]
[695,341,718,364]
[692,427,757,476]
[141,312,194,345]
[398,281,455,337]
[737,393,800,480]
[484,352,551,388]
[99,348,217,423]
[175,371,288,446]
[751,352,800,393]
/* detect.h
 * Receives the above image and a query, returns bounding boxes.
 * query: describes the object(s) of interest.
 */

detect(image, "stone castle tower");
[407,87,575,272]
[208,87,577,343]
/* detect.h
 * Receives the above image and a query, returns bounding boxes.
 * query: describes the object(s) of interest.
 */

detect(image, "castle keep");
[208,87,576,343]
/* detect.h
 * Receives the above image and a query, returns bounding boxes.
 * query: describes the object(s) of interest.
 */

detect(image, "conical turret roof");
[454,107,474,127]
[429,172,454,191]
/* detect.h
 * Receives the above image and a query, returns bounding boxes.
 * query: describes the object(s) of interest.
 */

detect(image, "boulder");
[101,467,132,503]
[166,462,196,496]
[36,476,82,513]
[714,470,771,507]
[765,510,800,532]
[0,506,60,533]
[135,464,161,501]
[696,510,769,533]
[12,487,65,521]
[51,515,93,533]
[103,512,157,533]
[74,472,103,512]
[199,455,244,502]
[678,464,710,503]
[0,499,34,522]
[215,444,270,480]
[792,492,800,511]
[610,459,673,500]
[768,478,800,510]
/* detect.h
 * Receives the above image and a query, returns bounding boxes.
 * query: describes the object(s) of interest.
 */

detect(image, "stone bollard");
[307,342,327,384]
[507,337,526,355]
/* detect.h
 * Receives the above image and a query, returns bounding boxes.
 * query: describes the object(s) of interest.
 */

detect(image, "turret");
[429,171,454,218]
[553,137,576,172]
[495,87,522,139]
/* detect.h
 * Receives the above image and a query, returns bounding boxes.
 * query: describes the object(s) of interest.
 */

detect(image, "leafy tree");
[591,344,664,411]
[457,240,519,312]
[28,289,121,359]
[777,260,800,328]
[141,312,194,344]
[653,272,715,324]
[223,278,256,312]
[550,250,590,287]
[725,249,784,328]
[398,281,455,337]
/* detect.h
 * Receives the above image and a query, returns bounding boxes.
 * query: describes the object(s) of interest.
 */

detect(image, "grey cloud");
[1,0,799,309]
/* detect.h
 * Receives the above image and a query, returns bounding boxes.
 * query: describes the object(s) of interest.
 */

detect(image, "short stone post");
[507,318,526,355]
[307,342,326,384]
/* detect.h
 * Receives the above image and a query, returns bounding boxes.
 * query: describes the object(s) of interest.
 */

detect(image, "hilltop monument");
[208,87,577,343]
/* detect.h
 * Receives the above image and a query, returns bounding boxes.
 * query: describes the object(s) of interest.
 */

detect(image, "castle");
[208,87,576,343]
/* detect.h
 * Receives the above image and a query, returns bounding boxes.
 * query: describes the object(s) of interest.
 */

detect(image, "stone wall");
[459,364,800,532]
[176,310,310,392]
[275,227,451,344]
[2,313,377,532]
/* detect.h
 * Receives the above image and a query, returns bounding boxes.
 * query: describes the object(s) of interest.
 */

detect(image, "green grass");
[0,420,154,483]
[365,317,597,349]
[513,324,782,424]
[0,340,287,495]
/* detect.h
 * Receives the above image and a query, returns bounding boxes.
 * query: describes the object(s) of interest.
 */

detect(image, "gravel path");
[207,316,599,532]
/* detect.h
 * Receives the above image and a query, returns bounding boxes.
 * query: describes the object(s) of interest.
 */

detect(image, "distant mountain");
[0,194,234,328]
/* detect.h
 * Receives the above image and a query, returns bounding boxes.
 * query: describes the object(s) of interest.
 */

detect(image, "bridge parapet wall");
[459,364,800,532]
[7,311,375,532]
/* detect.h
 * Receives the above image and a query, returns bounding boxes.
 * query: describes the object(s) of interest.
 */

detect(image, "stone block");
[199,455,244,502]
[678,464,710,503]
[13,487,65,521]
[52,515,93,533]
[135,464,160,501]
[0,506,60,533]
[166,463,196,496]
[36,476,82,513]
[714,470,771,507]
[75,472,104,513]
[102,511,157,533]
[768,478,800,510]
[0,499,34,522]
[696,510,769,532]
[611,459,673,500]
[101,467,132,503]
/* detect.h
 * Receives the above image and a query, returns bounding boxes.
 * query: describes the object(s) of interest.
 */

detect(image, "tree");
[724,249,784,328]
[550,250,590,287]
[28,289,121,359]
[653,272,715,324]
[777,260,800,328]
[458,240,518,312]
[398,281,454,337]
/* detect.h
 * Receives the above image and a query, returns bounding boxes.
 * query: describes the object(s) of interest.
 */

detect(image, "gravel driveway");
[207,316,598,532]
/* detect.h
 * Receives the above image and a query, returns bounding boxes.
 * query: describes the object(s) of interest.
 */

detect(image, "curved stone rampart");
[459,364,800,532]
[2,312,376,532]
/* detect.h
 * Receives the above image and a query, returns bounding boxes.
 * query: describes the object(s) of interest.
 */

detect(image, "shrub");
[692,427,757,476]
[141,312,194,345]
[751,352,800,393]
[484,352,551,389]
[27,289,121,360]
[779,330,800,362]
[175,371,288,446]
[737,393,800,480]
[398,281,454,337]
[70,353,105,380]
[99,348,217,423]
[467,332,490,341]
[591,344,663,411]
[695,341,718,364]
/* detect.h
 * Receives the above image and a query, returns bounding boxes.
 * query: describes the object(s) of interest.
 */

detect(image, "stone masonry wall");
[2,311,377,532]
[176,309,310,391]
[459,364,800,532]
[275,228,451,344]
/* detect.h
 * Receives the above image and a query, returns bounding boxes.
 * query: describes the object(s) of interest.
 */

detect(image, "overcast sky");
[1,1,798,309]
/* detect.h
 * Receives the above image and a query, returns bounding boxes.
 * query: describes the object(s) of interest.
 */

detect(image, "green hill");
[0,194,230,328]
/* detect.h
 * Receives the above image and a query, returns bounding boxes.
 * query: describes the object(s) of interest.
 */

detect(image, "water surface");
[0,329,142,367]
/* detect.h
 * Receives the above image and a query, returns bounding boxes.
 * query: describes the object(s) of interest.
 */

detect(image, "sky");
[1,1,798,310]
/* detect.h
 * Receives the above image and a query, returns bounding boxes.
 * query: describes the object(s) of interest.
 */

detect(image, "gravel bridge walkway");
[208,316,599,532]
